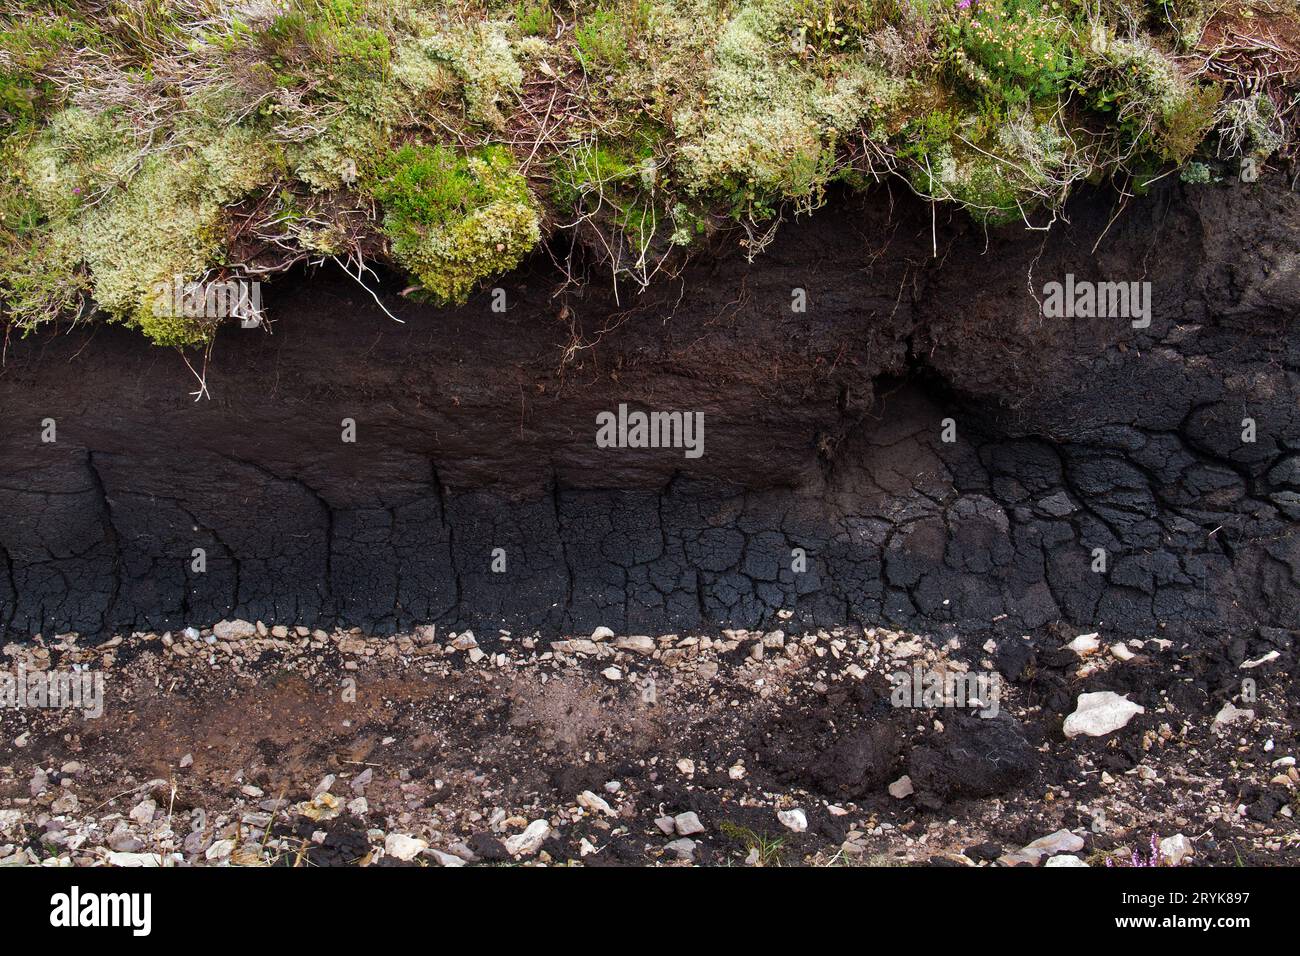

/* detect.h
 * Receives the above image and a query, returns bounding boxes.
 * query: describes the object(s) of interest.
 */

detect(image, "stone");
[674,811,705,836]
[503,820,551,857]
[590,626,615,641]
[577,791,616,817]
[888,775,915,799]
[449,631,478,651]
[655,816,676,835]
[205,839,235,861]
[213,619,257,641]
[615,635,656,656]
[384,833,428,861]
[1159,833,1193,866]
[1063,692,1144,738]
[1212,703,1255,734]
[1044,854,1088,867]
[663,838,696,862]
[777,808,808,832]
[999,829,1084,866]
[129,798,157,825]
[1066,633,1101,656]
[430,849,466,867]
[600,666,623,681]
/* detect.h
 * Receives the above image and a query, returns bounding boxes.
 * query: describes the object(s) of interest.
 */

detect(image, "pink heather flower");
[958,0,973,7]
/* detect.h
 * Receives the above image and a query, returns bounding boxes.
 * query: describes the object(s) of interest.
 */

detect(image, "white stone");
[888,775,915,799]
[129,798,157,826]
[676,758,695,775]
[1241,650,1279,669]
[1212,703,1255,734]
[615,635,656,656]
[777,808,808,833]
[1000,829,1085,866]
[1066,633,1101,655]
[600,666,623,681]
[213,619,257,641]
[1044,854,1089,867]
[503,820,551,857]
[205,839,235,861]
[1063,692,1144,738]
[577,791,616,817]
[429,849,466,867]
[1109,643,1135,662]
[590,626,616,641]
[384,833,428,861]
[674,811,705,836]
[1159,833,1193,866]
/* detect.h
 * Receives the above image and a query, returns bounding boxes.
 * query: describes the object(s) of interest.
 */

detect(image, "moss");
[367,143,540,303]
[394,19,524,129]
[20,117,279,344]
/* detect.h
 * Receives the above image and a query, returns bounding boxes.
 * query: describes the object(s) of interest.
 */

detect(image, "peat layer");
[0,178,1297,642]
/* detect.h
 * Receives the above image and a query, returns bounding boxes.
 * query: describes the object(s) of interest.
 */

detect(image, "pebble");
[1044,854,1088,867]
[888,775,915,799]
[1000,829,1084,866]
[663,838,696,862]
[600,666,623,681]
[674,812,705,836]
[655,816,677,835]
[384,833,428,861]
[129,798,157,826]
[777,808,807,833]
[1066,633,1101,656]
[577,791,616,817]
[429,849,465,867]
[615,635,656,656]
[1159,833,1193,866]
[503,820,552,857]
[590,626,615,641]
[1063,692,1144,738]
[205,839,235,861]
[1212,703,1255,734]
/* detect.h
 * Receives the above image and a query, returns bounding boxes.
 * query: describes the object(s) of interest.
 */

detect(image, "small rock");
[1159,833,1193,866]
[129,798,157,826]
[503,820,551,857]
[676,758,695,776]
[1212,703,1255,734]
[600,666,623,681]
[577,791,616,817]
[1109,643,1135,662]
[663,838,696,862]
[674,811,705,836]
[590,626,615,641]
[449,631,478,651]
[1044,854,1088,867]
[1000,829,1084,866]
[384,833,428,861]
[1063,692,1144,738]
[777,808,808,833]
[429,849,466,867]
[213,619,257,641]
[888,775,915,799]
[1066,633,1101,656]
[615,635,656,656]
[205,839,235,861]
[654,816,676,835]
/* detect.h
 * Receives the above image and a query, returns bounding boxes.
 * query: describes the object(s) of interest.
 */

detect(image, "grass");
[719,820,788,866]
[0,0,1295,345]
